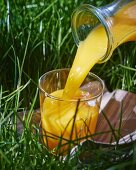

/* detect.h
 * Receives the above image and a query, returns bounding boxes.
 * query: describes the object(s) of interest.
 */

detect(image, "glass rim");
[39,68,105,102]
[71,4,113,63]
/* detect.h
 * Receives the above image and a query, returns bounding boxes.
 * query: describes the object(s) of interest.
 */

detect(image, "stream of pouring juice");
[42,1,136,153]
[63,1,136,98]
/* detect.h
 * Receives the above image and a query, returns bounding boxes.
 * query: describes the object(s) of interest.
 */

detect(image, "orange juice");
[41,89,99,154]
[64,1,136,98]
[63,26,107,98]
[40,1,136,154]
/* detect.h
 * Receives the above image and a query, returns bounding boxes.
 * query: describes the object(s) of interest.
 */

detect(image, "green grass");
[0,0,136,169]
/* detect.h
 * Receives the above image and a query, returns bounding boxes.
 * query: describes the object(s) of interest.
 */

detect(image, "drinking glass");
[39,68,104,155]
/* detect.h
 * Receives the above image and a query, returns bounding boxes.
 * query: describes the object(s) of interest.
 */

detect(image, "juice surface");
[112,1,136,45]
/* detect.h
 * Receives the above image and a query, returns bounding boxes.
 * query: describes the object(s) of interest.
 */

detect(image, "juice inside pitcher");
[41,0,136,154]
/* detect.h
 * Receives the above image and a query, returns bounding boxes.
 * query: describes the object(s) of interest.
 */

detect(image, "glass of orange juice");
[39,68,104,155]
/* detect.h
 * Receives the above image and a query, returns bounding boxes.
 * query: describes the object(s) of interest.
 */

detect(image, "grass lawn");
[0,0,136,169]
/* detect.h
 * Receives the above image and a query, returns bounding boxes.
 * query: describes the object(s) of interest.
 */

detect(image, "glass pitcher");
[71,0,136,63]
